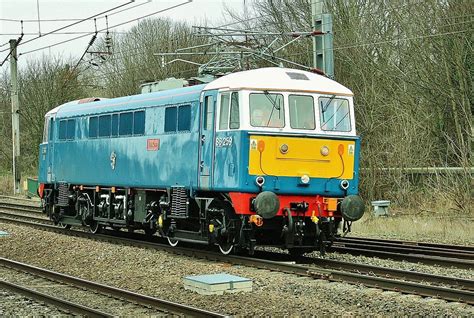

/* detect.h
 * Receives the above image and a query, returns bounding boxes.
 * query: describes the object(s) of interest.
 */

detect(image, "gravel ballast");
[0,222,473,316]
[0,266,167,316]
[0,288,67,316]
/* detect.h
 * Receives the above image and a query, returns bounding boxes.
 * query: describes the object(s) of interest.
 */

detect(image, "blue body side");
[39,85,205,189]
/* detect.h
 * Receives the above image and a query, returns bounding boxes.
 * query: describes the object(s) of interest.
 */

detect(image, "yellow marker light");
[111,187,116,193]
[79,185,84,191]
[158,215,163,228]
[249,215,263,227]
[209,223,215,233]
[311,211,319,224]
[320,146,329,156]
[95,186,100,192]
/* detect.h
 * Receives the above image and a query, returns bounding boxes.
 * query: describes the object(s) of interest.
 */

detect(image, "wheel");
[216,227,235,255]
[218,240,234,255]
[58,223,71,229]
[90,221,102,234]
[209,198,238,255]
[167,236,179,247]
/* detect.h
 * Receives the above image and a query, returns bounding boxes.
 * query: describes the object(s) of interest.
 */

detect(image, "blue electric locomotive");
[38,67,364,255]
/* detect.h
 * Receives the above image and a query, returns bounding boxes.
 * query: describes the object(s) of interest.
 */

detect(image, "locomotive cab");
[205,68,364,254]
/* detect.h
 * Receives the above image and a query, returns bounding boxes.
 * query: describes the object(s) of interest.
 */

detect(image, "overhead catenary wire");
[0,1,146,48]
[3,24,469,92]
[90,18,472,73]
[0,21,24,67]
[91,11,471,68]
[94,23,473,84]
[3,0,468,58]
[214,0,472,35]
[0,0,152,23]
[285,28,472,58]
[0,1,135,54]
[16,0,193,57]
[3,0,470,84]
[0,31,128,36]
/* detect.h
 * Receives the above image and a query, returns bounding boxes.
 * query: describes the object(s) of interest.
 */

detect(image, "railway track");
[339,236,474,253]
[330,237,474,269]
[1,203,473,269]
[0,195,41,204]
[0,201,42,214]
[0,211,51,225]
[0,257,226,317]
[1,214,473,305]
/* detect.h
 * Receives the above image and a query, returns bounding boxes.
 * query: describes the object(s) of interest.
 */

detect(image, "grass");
[0,174,12,195]
[0,173,37,197]
[351,209,474,245]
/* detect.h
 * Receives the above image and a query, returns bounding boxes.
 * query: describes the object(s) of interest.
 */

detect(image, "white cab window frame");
[216,89,242,131]
[238,90,356,136]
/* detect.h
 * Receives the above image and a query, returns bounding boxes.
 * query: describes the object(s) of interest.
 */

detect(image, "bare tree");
[89,18,208,97]
[231,0,473,213]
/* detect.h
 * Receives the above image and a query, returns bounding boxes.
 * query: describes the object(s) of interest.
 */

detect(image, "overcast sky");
[0,0,245,66]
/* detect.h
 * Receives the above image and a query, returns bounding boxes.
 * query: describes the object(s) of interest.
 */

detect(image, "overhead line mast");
[312,0,334,78]
[9,39,20,194]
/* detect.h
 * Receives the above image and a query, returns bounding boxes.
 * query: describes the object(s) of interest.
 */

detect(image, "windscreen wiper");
[320,94,336,123]
[263,90,281,126]
[321,95,336,112]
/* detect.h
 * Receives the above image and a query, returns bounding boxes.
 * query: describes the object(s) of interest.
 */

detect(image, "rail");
[0,257,228,317]
[1,215,473,305]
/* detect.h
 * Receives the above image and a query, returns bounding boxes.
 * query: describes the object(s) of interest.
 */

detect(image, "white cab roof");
[204,67,353,96]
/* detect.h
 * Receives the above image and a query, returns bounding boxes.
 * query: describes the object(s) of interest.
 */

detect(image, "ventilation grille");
[170,186,188,218]
[286,72,309,80]
[57,183,69,207]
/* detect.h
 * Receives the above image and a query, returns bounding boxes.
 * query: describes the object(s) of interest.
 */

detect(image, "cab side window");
[43,117,50,142]
[203,96,214,131]
[229,92,240,129]
[218,92,239,130]
[49,118,54,141]
[219,93,230,130]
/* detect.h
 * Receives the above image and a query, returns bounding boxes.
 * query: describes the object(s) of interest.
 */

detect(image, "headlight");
[300,174,310,184]
[320,146,329,156]
[279,144,289,154]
